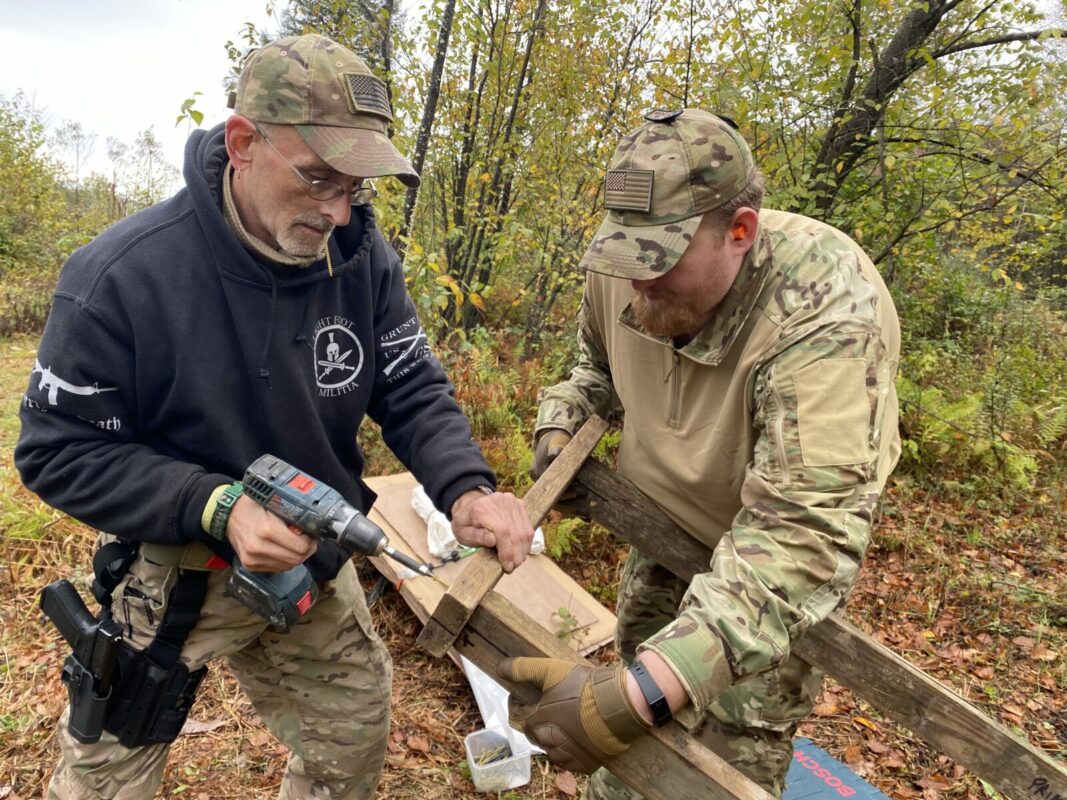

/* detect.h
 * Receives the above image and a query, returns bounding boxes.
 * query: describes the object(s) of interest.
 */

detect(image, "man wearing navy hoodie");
[16,34,534,800]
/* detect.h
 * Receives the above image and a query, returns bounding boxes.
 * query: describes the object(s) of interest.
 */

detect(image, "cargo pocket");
[114,556,178,652]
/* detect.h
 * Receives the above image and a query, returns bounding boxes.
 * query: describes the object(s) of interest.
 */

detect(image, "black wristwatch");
[629,660,672,727]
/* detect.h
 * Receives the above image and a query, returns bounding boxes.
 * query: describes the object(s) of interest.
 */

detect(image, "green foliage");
[0,277,54,337]
[382,0,1067,404]
[0,93,66,281]
[397,0,657,335]
[0,93,186,337]
[895,258,1067,496]
[546,517,584,560]
[278,0,394,71]
[176,92,205,128]
[552,604,580,641]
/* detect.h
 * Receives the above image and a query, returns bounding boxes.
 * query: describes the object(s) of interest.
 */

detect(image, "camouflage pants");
[585,549,822,800]
[47,548,392,800]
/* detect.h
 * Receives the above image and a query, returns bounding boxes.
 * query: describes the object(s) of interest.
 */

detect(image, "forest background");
[1,0,1065,798]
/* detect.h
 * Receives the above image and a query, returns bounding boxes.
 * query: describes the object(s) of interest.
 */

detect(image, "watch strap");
[209,481,243,541]
[628,660,672,727]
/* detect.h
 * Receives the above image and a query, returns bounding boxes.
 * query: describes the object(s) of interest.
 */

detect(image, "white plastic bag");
[410,484,544,557]
[410,484,456,557]
[460,655,544,756]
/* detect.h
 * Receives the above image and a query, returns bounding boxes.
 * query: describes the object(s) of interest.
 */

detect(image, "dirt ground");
[1,335,1063,799]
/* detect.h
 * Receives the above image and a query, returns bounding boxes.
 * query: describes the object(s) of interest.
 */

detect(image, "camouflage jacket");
[537,208,900,727]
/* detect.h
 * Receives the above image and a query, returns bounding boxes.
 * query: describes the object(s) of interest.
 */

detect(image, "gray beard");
[276,212,334,257]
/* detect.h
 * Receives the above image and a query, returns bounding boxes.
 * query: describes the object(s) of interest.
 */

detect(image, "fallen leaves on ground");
[1,472,1063,798]
[555,770,579,796]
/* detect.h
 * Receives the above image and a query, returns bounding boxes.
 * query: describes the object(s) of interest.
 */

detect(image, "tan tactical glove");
[531,429,572,479]
[498,657,650,774]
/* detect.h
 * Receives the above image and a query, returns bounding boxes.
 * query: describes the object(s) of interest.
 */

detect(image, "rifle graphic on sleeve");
[32,360,118,407]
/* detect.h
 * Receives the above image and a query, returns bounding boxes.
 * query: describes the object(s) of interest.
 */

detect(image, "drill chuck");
[327,504,388,556]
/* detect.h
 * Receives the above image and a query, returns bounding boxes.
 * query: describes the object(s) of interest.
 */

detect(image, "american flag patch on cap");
[343,73,393,121]
[604,169,653,212]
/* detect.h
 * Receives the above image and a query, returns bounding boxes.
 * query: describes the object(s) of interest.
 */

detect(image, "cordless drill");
[224,454,438,632]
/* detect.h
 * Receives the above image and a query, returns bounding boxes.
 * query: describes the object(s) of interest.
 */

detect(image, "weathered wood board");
[417,416,610,657]
[366,471,773,800]
[366,472,616,655]
[571,458,1067,800]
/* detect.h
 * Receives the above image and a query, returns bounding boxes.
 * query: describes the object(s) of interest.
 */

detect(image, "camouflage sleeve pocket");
[793,358,871,467]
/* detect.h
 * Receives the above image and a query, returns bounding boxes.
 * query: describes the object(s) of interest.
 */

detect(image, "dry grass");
[0,337,583,799]
[1,334,1064,800]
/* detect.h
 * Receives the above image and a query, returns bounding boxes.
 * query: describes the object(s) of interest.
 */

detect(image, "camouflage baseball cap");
[231,34,419,187]
[580,108,756,279]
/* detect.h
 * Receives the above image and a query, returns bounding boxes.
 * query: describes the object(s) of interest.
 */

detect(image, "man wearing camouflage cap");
[499,109,900,796]
[18,34,534,799]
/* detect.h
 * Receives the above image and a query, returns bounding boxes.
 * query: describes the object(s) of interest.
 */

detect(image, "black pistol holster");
[91,541,210,748]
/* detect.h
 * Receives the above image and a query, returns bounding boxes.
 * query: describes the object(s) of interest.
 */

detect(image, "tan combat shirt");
[537,209,900,726]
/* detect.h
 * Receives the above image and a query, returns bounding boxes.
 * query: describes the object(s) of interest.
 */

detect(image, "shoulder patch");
[794,358,872,466]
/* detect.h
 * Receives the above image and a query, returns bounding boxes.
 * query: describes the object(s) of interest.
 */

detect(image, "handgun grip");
[41,581,124,744]
[41,580,122,691]
[40,580,96,654]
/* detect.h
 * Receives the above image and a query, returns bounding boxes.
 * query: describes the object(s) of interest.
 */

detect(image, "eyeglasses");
[251,122,378,205]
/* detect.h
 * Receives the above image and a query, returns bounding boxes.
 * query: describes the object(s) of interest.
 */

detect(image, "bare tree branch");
[931,28,1066,59]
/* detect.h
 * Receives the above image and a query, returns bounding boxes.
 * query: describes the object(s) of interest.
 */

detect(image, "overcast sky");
[0,0,279,175]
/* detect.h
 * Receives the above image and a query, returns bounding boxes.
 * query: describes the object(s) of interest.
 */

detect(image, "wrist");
[627,660,672,727]
[208,481,244,541]
[451,484,494,517]
[624,669,655,726]
[201,484,230,534]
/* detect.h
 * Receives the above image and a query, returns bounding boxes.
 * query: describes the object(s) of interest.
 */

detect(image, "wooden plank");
[417,550,508,657]
[791,617,1067,800]
[573,459,1067,800]
[458,595,775,800]
[417,415,609,657]
[366,472,773,800]
[521,416,611,524]
[367,472,615,653]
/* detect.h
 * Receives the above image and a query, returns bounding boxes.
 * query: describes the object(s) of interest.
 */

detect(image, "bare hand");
[226,495,317,571]
[451,490,534,573]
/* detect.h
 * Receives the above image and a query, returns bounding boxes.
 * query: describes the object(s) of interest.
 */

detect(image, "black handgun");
[40,580,123,743]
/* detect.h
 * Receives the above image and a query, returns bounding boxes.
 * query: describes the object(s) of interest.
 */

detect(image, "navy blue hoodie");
[15,124,495,581]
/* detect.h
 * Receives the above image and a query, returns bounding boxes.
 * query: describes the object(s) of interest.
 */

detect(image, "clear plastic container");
[464,726,531,793]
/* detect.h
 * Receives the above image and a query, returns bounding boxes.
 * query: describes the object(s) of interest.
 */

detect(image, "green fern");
[1034,402,1067,447]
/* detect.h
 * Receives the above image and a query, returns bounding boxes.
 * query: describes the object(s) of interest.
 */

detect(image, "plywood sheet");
[365,472,616,654]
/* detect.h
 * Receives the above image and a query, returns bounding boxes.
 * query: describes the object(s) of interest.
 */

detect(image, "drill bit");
[383,546,448,586]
